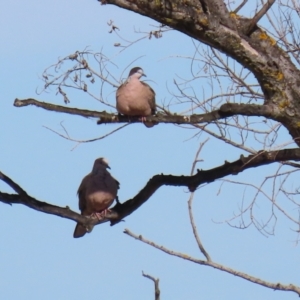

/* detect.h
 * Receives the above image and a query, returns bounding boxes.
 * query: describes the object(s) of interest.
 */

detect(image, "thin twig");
[124,228,300,296]
[234,0,248,13]
[43,123,129,145]
[247,0,276,34]
[188,139,212,261]
[142,272,160,300]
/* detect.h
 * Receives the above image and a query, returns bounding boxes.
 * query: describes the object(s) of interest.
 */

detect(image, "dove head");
[92,157,110,172]
[128,67,146,80]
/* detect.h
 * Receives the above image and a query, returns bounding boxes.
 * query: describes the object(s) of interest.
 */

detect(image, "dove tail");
[73,223,87,238]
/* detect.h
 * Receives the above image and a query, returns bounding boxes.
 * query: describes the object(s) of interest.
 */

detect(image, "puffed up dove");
[116,67,156,127]
[73,157,119,238]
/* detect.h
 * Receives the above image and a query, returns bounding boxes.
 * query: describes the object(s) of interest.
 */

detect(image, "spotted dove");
[73,157,119,238]
[116,67,156,127]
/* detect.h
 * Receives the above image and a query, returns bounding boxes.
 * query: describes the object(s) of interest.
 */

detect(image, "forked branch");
[142,272,160,300]
[124,228,300,296]
[14,98,279,125]
[1,148,300,228]
[246,0,275,34]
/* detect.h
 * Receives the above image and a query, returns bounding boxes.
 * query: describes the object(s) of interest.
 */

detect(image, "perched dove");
[73,157,119,238]
[116,67,156,127]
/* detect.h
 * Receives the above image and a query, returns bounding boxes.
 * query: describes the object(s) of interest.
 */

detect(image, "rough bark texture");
[6,1,300,234]
[99,0,300,145]
[2,148,300,227]
[14,98,276,125]
[3,1,300,296]
[6,0,300,236]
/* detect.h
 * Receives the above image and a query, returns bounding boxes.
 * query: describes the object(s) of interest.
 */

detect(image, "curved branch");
[14,98,280,125]
[111,148,300,225]
[188,140,212,261]
[124,228,300,296]
[0,171,27,196]
[2,148,300,229]
[98,0,300,143]
[0,172,109,229]
[200,0,236,30]
[142,272,160,300]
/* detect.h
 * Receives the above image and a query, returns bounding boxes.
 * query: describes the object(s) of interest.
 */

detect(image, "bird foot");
[138,116,147,123]
[138,116,156,128]
[91,209,111,220]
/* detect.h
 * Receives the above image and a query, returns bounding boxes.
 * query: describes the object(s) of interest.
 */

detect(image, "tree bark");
[99,0,300,145]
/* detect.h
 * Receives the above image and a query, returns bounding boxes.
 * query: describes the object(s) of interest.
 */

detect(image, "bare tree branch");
[2,148,300,229]
[0,171,28,196]
[188,139,212,261]
[8,1,300,296]
[142,272,160,300]
[124,228,300,296]
[43,123,129,146]
[14,98,282,126]
[246,0,276,34]
[0,171,110,229]
[98,0,300,145]
[233,0,248,13]
[14,98,111,119]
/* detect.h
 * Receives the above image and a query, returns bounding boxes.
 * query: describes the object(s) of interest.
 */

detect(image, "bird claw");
[138,116,147,123]
[91,209,111,220]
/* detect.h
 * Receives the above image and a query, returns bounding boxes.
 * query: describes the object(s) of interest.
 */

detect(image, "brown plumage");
[73,157,119,238]
[116,67,156,127]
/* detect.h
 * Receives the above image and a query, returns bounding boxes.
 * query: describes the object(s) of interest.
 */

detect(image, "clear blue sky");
[1,1,299,299]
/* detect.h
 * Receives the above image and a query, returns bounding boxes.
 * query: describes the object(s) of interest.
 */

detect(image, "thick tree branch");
[111,148,300,225]
[14,98,280,125]
[200,0,237,30]
[2,148,300,229]
[99,0,291,94]
[98,0,300,143]
[0,172,108,229]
